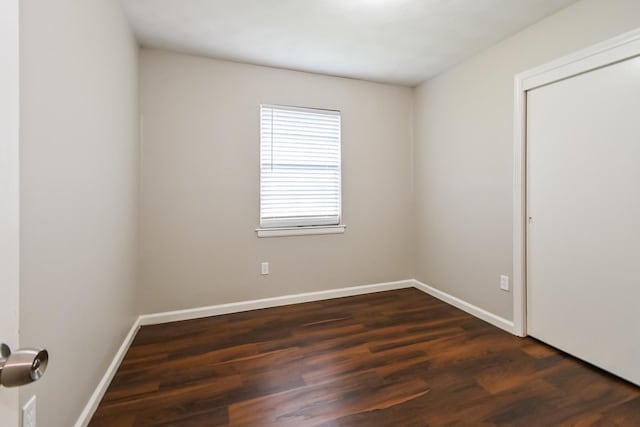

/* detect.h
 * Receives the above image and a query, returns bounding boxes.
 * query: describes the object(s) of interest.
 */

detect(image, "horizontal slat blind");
[260,104,341,228]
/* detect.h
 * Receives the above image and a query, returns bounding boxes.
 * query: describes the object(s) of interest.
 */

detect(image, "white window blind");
[260,104,341,228]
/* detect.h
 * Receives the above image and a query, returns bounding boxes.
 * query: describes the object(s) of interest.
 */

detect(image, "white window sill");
[256,225,346,238]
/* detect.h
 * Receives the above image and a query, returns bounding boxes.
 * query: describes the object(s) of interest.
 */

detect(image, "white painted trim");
[256,224,346,238]
[74,318,141,427]
[513,27,640,338]
[512,75,527,338]
[77,277,521,425]
[518,28,640,91]
[412,280,516,334]
[139,279,413,325]
[138,278,520,333]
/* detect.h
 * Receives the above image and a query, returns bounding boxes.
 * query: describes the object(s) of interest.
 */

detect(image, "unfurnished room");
[1,0,639,426]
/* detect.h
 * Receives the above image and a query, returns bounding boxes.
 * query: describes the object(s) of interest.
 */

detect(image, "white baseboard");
[74,317,141,427]
[412,280,515,334]
[139,279,516,335]
[139,279,415,326]
[77,278,516,425]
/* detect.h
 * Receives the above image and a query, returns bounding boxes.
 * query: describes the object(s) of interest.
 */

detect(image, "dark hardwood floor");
[90,288,640,426]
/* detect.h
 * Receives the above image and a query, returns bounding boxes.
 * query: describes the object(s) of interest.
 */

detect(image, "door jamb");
[512,28,640,337]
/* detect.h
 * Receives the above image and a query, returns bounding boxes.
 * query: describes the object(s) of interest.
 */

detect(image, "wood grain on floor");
[89,288,640,426]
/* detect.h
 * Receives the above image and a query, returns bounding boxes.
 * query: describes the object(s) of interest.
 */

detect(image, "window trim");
[256,224,346,238]
[258,103,343,233]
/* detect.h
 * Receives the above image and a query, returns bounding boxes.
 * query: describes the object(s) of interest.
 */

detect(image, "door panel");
[0,0,21,423]
[526,55,640,385]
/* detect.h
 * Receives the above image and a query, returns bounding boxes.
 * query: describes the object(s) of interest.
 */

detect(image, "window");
[259,104,342,232]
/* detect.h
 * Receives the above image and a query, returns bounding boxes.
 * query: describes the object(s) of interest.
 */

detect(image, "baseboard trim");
[77,278,516,425]
[412,280,516,334]
[138,279,516,334]
[74,317,141,427]
[139,279,415,326]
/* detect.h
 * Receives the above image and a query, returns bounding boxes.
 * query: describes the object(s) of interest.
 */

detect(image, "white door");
[0,0,21,424]
[526,54,640,385]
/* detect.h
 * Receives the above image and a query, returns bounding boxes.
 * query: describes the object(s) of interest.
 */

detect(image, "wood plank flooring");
[89,288,640,426]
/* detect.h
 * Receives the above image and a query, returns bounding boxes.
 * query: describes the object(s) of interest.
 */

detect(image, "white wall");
[139,49,414,313]
[19,0,139,425]
[413,0,640,320]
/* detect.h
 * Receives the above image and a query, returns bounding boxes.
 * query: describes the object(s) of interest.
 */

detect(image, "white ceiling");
[121,0,578,86]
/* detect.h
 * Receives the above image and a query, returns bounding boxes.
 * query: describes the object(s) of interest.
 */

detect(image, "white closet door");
[526,55,640,385]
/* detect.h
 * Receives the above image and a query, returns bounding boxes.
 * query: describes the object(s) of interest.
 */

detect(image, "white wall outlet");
[22,395,36,427]
[261,262,269,275]
[500,275,510,292]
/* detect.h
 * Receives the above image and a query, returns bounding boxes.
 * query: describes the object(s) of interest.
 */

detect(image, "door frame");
[0,0,20,423]
[512,28,640,337]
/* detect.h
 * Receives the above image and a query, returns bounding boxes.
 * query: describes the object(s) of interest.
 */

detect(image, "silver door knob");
[0,343,49,387]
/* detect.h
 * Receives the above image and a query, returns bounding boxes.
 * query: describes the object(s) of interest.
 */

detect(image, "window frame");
[256,103,345,237]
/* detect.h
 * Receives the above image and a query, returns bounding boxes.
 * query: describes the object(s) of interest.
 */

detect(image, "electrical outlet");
[22,395,36,427]
[261,262,269,275]
[500,275,510,292]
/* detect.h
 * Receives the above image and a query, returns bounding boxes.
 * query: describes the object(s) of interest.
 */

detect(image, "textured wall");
[413,0,640,320]
[138,49,414,313]
[19,0,139,425]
